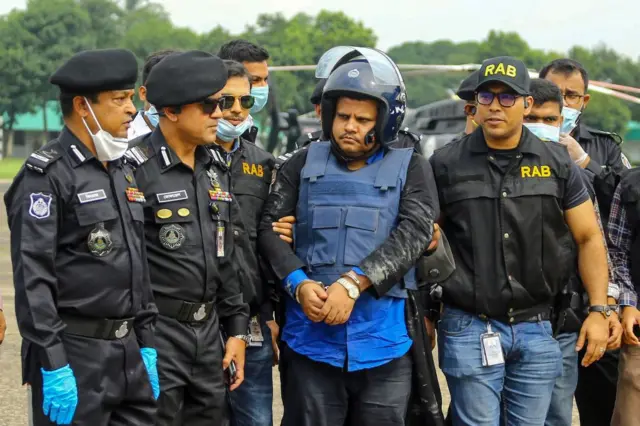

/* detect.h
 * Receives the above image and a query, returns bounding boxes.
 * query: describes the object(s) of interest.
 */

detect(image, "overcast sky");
[2,0,639,61]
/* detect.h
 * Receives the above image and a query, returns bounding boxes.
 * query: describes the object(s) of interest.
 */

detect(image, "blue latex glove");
[140,347,160,399]
[40,364,78,425]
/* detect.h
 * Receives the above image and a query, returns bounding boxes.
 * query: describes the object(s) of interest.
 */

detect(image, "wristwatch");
[337,277,360,300]
[232,334,251,346]
[588,305,613,319]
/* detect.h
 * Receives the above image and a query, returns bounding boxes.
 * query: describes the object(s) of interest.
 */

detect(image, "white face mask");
[81,97,129,161]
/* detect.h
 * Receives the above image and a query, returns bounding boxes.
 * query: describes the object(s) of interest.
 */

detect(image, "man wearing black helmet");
[258,47,441,426]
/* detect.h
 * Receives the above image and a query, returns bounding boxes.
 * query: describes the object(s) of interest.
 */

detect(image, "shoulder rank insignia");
[208,147,228,170]
[26,148,62,174]
[588,128,623,145]
[124,146,150,167]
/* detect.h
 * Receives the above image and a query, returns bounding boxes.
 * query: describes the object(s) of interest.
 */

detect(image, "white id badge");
[248,317,264,347]
[480,323,505,367]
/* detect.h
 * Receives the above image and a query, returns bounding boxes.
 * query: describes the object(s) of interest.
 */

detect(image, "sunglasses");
[219,95,255,110]
[476,91,521,108]
[198,98,225,115]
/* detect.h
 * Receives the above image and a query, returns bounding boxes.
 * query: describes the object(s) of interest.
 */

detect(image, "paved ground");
[0,188,580,425]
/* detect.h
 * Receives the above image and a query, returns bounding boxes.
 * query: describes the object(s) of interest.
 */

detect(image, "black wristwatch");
[588,305,612,319]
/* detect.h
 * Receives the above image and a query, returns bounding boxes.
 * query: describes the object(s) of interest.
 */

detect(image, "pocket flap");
[75,201,118,226]
[345,207,378,232]
[146,205,195,224]
[312,206,342,229]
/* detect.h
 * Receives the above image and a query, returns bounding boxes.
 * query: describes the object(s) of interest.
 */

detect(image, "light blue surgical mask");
[560,107,581,134]
[250,86,269,113]
[217,116,254,142]
[146,105,159,128]
[524,123,560,143]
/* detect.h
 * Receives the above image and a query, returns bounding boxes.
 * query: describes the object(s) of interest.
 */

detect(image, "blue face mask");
[524,123,560,143]
[560,107,581,134]
[217,116,254,142]
[146,105,159,128]
[250,86,269,113]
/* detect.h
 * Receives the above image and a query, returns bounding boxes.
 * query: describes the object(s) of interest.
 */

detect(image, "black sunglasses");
[197,98,225,115]
[476,91,521,108]
[219,95,255,110]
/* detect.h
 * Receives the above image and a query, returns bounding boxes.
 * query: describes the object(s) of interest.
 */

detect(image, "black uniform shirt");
[574,123,630,222]
[430,127,589,317]
[4,127,157,371]
[211,138,275,317]
[127,129,249,335]
[258,143,439,296]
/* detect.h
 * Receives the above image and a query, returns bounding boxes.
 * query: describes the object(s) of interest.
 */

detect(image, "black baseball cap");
[475,56,530,95]
[456,70,479,101]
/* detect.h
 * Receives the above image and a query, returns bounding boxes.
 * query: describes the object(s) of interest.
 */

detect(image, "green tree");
[19,0,95,142]
[583,92,631,136]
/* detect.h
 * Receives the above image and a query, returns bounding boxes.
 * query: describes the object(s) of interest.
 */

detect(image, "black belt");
[479,306,552,325]
[60,314,134,340]
[154,294,214,323]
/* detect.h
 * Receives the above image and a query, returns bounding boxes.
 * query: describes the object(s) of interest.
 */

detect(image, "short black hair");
[223,59,251,87]
[529,79,563,112]
[142,49,179,85]
[218,40,269,63]
[539,58,589,92]
[59,92,99,118]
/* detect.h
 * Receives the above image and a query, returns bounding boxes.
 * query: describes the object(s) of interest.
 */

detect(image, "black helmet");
[317,46,407,150]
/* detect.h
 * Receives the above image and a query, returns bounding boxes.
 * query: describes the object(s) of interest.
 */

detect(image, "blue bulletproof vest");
[294,141,416,297]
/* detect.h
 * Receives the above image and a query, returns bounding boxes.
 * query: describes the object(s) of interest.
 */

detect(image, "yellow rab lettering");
[521,165,551,178]
[485,63,517,77]
[243,163,264,177]
[484,64,495,76]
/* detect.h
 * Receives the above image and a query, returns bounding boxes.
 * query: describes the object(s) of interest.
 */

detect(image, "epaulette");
[207,146,229,170]
[398,128,422,144]
[25,148,63,174]
[275,146,307,170]
[123,146,150,167]
[588,128,623,145]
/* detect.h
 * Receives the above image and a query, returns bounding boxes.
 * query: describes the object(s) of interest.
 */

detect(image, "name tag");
[78,189,107,204]
[157,190,188,204]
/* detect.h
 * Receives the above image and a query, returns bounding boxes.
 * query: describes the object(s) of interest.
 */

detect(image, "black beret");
[456,70,479,101]
[50,49,138,93]
[145,51,228,108]
[310,79,327,105]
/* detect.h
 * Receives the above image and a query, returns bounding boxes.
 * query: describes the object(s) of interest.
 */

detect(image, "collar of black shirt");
[58,126,97,168]
[468,125,543,157]
[572,122,593,141]
[149,128,213,173]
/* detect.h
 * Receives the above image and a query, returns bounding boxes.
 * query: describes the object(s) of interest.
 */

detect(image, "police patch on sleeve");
[29,193,52,219]
[621,153,632,169]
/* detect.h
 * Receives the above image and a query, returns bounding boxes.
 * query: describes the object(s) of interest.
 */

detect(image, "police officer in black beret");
[124,50,250,426]
[430,56,611,425]
[5,48,158,425]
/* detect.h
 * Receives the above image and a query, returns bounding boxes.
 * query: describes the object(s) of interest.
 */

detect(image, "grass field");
[0,158,22,180]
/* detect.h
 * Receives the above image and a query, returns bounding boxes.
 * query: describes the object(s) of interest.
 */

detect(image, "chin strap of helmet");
[329,130,382,163]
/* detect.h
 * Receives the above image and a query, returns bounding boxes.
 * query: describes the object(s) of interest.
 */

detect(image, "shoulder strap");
[300,141,331,182]
[374,148,413,191]
[587,128,623,145]
[25,143,63,174]
[124,146,150,167]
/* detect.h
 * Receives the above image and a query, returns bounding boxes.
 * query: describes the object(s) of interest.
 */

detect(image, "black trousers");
[574,349,619,426]
[28,332,156,426]
[155,313,226,426]
[281,344,412,426]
